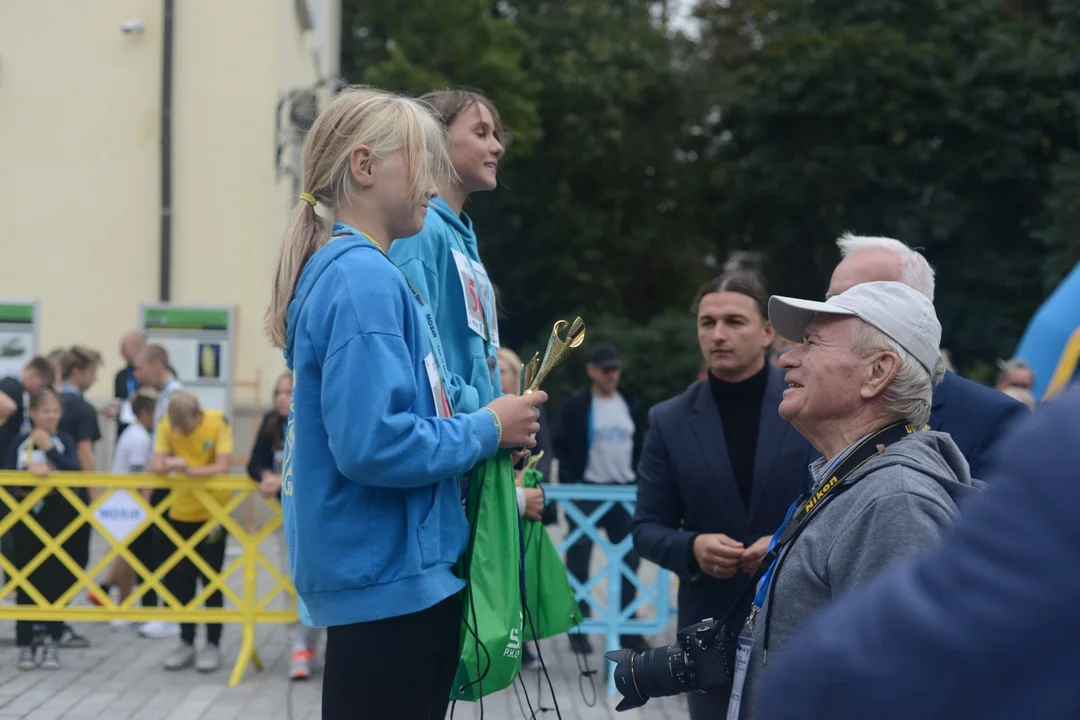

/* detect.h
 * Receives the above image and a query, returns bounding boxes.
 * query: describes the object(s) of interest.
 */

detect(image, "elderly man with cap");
[726,281,981,720]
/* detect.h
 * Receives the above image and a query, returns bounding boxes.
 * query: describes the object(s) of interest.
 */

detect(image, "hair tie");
[299,192,317,207]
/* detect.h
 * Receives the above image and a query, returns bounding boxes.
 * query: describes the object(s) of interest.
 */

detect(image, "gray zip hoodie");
[736,430,982,720]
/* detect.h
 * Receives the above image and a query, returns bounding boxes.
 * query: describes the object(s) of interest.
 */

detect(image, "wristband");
[483,408,503,445]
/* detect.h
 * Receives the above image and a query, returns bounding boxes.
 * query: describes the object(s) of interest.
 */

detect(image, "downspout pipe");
[159,0,174,302]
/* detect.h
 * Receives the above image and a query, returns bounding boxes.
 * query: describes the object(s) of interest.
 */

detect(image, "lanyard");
[333,222,469,508]
[331,223,456,415]
[154,378,181,428]
[126,368,137,397]
[752,421,918,610]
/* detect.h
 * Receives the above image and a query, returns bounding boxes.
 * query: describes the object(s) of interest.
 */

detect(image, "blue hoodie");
[281,232,500,627]
[390,197,501,414]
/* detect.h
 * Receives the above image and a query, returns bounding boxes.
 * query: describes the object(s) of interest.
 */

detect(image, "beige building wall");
[0,0,337,420]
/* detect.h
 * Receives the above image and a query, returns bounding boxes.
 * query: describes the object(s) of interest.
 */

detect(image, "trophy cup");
[516,317,585,456]
[523,317,586,394]
[521,352,541,395]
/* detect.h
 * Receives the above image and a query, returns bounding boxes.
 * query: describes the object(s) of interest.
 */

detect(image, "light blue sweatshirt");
[281,231,499,627]
[390,197,501,414]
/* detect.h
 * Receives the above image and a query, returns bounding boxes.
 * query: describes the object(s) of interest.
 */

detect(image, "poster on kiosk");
[139,305,236,421]
[0,300,40,378]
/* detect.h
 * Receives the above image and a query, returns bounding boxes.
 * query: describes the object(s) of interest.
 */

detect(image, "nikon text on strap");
[757,421,919,574]
[716,420,919,627]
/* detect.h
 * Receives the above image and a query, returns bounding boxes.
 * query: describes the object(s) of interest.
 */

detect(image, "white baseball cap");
[768,281,942,374]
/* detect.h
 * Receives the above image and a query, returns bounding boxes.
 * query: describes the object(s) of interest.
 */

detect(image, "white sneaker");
[138,621,179,639]
[40,641,60,671]
[195,644,221,673]
[164,642,195,671]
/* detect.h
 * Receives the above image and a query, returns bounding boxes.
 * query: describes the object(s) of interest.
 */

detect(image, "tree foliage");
[340,0,1080,406]
[693,0,1080,367]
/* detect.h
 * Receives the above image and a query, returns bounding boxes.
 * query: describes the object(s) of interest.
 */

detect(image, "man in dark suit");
[632,272,811,719]
[828,234,1027,478]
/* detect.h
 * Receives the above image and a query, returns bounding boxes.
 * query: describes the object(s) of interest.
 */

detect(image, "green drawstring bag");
[451,451,523,702]
[520,465,582,641]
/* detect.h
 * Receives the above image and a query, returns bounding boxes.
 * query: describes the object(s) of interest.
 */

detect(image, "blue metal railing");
[543,483,673,696]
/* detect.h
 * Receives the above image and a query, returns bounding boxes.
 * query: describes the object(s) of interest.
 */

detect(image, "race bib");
[451,248,500,348]
[425,353,453,419]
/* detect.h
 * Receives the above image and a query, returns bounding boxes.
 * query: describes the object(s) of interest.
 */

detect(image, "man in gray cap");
[727,281,981,720]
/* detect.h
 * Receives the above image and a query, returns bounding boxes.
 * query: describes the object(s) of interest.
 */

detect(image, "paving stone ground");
[0,513,691,720]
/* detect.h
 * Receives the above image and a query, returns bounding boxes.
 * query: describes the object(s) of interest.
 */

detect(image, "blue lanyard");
[332,223,456,415]
[753,500,797,608]
[126,368,137,397]
[751,422,916,610]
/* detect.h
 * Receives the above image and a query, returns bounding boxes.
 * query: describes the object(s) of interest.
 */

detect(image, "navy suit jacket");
[631,366,811,629]
[927,371,1029,479]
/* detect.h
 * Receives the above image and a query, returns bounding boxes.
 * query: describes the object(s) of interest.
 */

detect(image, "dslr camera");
[605,617,735,711]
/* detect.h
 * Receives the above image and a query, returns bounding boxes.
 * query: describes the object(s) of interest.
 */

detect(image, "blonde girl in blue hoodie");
[264,87,546,720]
[390,90,507,413]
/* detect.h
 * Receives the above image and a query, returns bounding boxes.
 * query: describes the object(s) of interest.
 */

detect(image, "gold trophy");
[516,317,585,456]
[523,316,586,394]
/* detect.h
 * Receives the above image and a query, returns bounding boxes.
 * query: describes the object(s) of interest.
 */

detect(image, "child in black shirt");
[2,388,81,671]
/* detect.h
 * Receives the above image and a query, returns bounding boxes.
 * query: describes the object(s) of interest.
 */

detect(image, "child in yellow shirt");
[152,390,233,674]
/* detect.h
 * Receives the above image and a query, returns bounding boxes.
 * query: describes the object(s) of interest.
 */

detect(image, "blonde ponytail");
[266,201,330,349]
[264,86,454,350]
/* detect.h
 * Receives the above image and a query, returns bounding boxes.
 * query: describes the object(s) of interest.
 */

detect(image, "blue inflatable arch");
[1014,261,1080,400]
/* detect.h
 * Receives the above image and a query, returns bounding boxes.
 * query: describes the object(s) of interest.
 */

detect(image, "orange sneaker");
[290,648,313,680]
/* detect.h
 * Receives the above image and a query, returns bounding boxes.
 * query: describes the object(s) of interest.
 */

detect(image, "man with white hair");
[726,281,981,720]
[995,357,1035,394]
[827,234,1026,479]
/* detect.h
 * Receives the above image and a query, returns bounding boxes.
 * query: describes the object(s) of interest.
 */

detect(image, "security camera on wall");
[121,18,147,34]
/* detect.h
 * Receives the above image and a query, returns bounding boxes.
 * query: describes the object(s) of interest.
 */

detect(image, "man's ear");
[762,320,776,348]
[860,351,901,399]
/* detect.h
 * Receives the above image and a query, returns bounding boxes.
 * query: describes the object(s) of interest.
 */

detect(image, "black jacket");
[631,368,810,631]
[554,386,647,485]
[3,431,81,473]
[248,411,286,499]
[113,365,137,440]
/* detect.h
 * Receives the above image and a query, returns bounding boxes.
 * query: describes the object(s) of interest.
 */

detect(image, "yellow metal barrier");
[0,471,297,687]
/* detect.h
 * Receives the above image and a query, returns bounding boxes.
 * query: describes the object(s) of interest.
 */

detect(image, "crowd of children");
[0,341,300,679]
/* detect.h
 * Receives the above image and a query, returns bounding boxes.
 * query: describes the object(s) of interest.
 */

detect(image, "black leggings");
[165,519,226,646]
[129,489,170,607]
[12,494,81,646]
[322,592,461,720]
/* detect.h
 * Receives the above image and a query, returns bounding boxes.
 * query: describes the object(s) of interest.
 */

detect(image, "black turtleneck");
[708,361,769,510]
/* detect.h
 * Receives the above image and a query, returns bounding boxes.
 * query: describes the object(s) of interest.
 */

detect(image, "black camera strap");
[715,421,918,628]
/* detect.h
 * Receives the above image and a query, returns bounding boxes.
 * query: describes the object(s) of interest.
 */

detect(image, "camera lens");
[606,649,647,711]
[606,643,697,712]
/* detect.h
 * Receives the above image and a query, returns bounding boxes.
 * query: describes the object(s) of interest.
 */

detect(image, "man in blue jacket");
[827,234,1027,478]
[631,272,810,719]
[761,387,1080,720]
